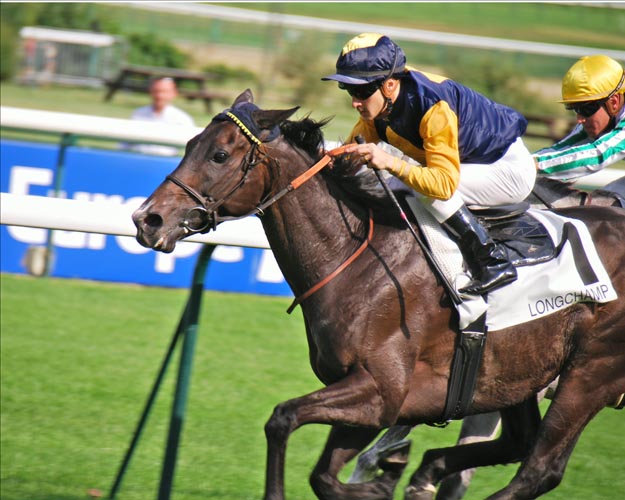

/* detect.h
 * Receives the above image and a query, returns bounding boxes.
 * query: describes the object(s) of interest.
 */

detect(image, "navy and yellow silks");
[214,102,281,145]
[348,70,528,200]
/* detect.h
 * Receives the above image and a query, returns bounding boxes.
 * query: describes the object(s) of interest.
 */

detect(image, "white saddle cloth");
[406,199,618,332]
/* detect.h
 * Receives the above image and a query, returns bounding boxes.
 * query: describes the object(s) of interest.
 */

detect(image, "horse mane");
[279,115,397,211]
[534,176,582,196]
[279,115,331,160]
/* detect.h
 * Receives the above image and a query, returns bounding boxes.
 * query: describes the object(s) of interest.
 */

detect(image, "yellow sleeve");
[388,101,460,200]
[346,119,380,144]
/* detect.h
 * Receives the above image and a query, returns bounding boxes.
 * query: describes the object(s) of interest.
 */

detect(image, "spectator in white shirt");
[128,77,196,156]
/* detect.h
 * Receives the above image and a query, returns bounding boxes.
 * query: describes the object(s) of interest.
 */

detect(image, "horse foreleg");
[435,383,556,500]
[348,412,502,497]
[263,368,402,500]
[404,399,541,500]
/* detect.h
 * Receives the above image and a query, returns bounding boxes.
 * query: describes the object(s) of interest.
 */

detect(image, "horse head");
[132,89,299,253]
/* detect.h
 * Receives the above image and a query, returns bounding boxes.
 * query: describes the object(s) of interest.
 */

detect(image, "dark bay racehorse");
[132,90,625,500]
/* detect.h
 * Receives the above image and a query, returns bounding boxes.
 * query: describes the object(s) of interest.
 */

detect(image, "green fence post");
[108,291,193,499]
[107,244,216,499]
[43,132,75,276]
[157,243,215,500]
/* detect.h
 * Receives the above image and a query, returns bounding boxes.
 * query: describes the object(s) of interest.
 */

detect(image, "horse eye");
[212,151,229,163]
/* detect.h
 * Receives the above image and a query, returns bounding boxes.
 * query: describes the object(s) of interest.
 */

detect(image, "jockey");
[534,55,625,181]
[322,33,536,295]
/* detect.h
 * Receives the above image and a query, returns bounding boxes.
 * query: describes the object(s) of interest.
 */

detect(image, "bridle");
[165,141,267,234]
[165,139,346,235]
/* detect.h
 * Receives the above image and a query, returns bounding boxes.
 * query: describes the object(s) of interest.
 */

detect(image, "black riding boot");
[442,205,517,295]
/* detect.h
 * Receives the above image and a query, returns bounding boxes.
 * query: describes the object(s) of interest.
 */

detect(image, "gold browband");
[226,111,263,146]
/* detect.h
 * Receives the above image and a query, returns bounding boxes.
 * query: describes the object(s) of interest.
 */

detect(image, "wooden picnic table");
[524,113,575,142]
[104,64,230,111]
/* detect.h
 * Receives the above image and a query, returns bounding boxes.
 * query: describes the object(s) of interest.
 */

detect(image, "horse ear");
[253,107,300,131]
[232,89,254,107]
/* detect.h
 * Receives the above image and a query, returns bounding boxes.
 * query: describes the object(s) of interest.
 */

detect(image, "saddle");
[469,201,556,267]
[588,175,625,208]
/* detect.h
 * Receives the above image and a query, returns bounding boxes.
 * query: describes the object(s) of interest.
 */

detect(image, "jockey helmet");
[322,33,406,85]
[559,55,625,104]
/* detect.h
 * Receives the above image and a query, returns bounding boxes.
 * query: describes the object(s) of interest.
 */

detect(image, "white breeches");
[423,137,537,222]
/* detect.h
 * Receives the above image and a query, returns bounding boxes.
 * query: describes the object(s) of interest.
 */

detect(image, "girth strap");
[287,210,375,314]
[431,312,488,426]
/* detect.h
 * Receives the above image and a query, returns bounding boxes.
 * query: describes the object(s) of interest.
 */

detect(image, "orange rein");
[286,144,374,314]
[290,144,352,189]
[287,209,374,314]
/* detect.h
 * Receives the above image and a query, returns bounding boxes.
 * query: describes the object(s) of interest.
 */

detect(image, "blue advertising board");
[0,139,292,296]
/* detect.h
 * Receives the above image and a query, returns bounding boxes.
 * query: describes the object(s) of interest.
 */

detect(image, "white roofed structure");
[18,26,126,87]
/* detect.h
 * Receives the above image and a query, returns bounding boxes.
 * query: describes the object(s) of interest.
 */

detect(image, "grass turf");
[1,273,623,499]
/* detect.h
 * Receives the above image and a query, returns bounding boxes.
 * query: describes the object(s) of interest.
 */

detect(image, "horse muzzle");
[132,208,177,253]
[132,204,218,253]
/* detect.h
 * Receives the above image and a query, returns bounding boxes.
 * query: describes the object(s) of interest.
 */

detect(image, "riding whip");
[355,135,462,305]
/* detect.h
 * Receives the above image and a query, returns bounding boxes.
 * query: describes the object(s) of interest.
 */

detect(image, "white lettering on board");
[213,246,244,263]
[5,165,284,282]
[256,249,284,283]
[155,242,202,273]
[6,166,53,244]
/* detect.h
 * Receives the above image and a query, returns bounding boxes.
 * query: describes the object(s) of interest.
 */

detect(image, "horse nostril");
[144,213,163,229]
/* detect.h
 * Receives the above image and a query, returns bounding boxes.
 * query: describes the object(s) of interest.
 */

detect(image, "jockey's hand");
[338,142,394,172]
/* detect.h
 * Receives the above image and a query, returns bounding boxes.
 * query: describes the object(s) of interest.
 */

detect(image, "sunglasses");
[565,99,606,118]
[338,81,381,100]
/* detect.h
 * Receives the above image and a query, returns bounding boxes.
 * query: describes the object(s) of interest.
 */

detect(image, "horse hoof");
[378,440,411,473]
[404,484,436,500]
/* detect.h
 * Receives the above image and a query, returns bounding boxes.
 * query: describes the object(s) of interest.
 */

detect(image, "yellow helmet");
[559,55,625,104]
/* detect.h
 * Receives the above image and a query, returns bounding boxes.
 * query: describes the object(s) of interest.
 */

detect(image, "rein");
[257,143,376,313]
[287,209,374,314]
[243,143,355,216]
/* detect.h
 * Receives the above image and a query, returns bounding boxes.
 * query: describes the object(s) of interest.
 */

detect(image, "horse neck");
[259,156,369,296]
